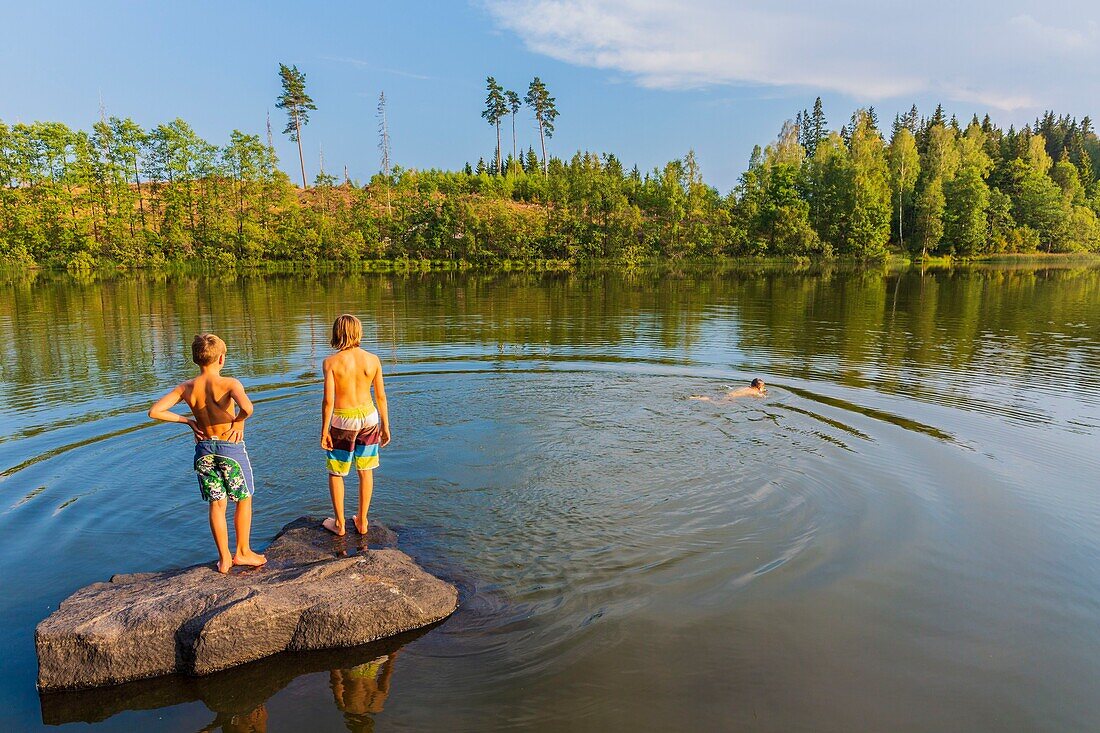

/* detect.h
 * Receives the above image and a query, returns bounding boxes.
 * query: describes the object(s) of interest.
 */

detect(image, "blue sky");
[4,1,1099,191]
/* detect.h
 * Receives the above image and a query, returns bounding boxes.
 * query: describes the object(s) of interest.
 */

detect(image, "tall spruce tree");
[806,97,826,158]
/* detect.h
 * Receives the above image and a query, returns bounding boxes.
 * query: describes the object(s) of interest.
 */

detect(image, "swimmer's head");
[751,378,766,393]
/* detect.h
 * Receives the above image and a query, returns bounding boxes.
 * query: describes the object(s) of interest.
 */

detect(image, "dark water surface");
[2,263,1100,732]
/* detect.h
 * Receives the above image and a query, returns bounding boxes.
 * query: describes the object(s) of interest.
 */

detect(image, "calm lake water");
[2,262,1100,732]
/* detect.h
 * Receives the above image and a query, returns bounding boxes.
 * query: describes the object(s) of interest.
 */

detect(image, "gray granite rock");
[36,517,457,691]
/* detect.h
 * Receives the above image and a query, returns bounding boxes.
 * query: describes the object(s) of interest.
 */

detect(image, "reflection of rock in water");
[40,627,429,726]
[330,651,399,732]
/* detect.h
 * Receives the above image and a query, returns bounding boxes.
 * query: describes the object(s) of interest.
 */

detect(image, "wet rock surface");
[36,517,458,692]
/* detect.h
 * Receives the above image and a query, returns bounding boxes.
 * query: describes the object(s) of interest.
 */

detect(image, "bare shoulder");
[220,375,246,391]
[358,348,381,368]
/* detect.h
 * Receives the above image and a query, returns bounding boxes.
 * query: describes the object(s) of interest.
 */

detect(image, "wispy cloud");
[322,55,433,80]
[483,0,1100,113]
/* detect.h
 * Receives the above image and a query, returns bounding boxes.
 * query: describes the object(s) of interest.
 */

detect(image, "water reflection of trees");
[2,265,1099,419]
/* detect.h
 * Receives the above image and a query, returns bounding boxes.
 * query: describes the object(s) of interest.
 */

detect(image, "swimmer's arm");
[320,361,335,450]
[225,379,253,442]
[373,356,391,447]
[148,384,207,440]
[688,395,712,401]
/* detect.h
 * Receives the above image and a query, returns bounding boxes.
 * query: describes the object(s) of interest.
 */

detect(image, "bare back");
[324,348,381,409]
[181,374,244,438]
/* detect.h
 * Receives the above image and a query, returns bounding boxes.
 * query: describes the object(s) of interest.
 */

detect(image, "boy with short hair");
[690,378,768,401]
[149,333,266,573]
[321,314,391,536]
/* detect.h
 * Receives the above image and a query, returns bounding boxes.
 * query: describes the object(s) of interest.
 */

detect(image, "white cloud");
[483,0,1100,113]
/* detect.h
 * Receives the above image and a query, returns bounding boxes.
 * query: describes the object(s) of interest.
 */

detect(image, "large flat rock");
[36,517,458,692]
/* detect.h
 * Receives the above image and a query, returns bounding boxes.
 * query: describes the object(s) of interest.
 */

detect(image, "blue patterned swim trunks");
[194,439,255,502]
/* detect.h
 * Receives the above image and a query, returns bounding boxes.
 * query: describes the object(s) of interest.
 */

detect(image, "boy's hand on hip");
[187,419,207,442]
[225,423,244,443]
[380,425,391,448]
[321,432,333,450]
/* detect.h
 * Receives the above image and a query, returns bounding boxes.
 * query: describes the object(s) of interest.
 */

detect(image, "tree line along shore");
[3,90,1100,271]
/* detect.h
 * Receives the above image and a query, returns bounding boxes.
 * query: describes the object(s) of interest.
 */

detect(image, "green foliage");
[913,178,946,255]
[525,77,558,174]
[846,110,892,257]
[482,77,508,174]
[944,166,990,255]
[888,127,920,248]
[5,100,1100,268]
[275,64,316,141]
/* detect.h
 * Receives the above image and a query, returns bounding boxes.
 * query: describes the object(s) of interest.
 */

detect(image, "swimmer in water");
[690,378,768,401]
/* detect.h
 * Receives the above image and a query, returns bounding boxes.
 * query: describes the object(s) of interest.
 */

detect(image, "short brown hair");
[331,314,362,350]
[192,333,226,366]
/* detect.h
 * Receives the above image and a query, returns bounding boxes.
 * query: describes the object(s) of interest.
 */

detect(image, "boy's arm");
[148,384,206,441]
[224,379,253,443]
[373,357,391,447]
[320,361,335,450]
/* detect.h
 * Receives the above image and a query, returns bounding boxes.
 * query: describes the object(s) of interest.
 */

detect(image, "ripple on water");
[1,356,1099,730]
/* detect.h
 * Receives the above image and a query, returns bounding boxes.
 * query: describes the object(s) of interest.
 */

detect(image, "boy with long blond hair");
[321,314,391,536]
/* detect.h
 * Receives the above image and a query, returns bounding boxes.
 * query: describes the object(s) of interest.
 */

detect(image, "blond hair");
[330,314,362,351]
[192,333,226,366]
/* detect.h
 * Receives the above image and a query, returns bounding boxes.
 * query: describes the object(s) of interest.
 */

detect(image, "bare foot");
[353,515,368,535]
[233,550,268,567]
[216,556,233,574]
[323,517,346,536]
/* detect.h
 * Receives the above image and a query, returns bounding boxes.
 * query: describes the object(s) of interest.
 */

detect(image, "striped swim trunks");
[326,405,381,476]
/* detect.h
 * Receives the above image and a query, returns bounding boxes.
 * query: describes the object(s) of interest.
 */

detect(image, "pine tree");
[525,77,558,175]
[481,77,507,175]
[275,63,317,188]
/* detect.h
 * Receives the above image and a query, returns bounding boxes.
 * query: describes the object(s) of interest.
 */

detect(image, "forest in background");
[3,92,1100,270]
